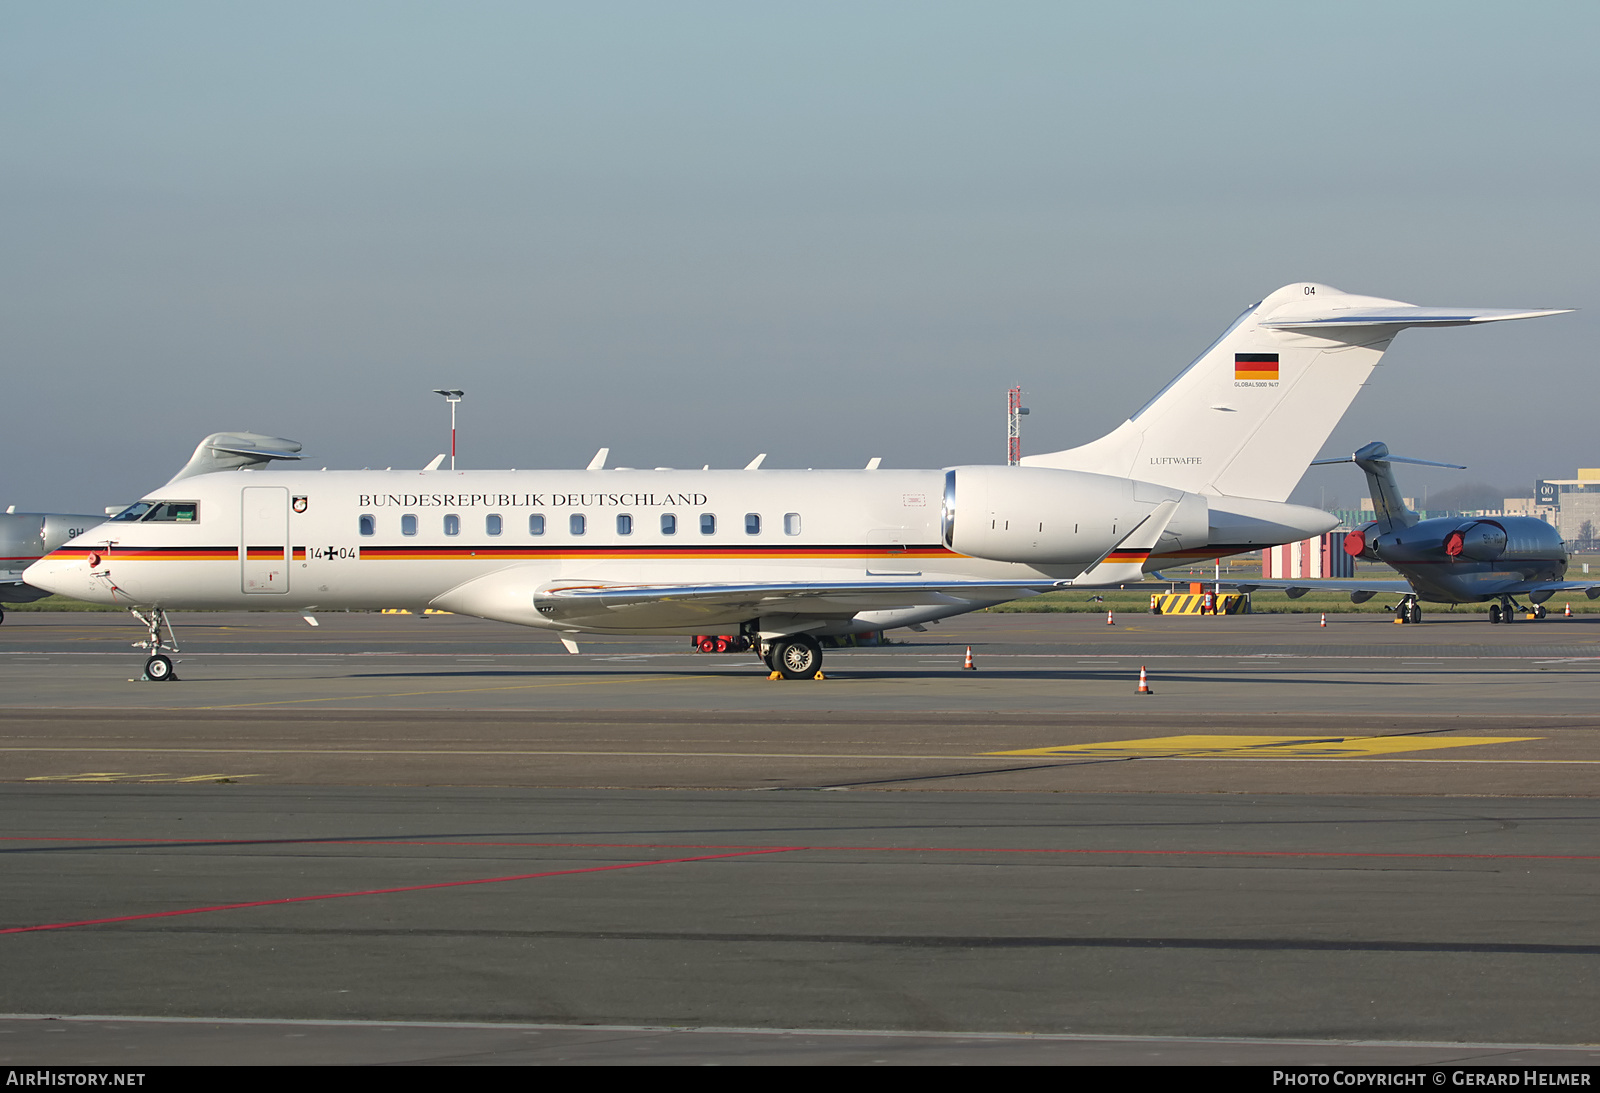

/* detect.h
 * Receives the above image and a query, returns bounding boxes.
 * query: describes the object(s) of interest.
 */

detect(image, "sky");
[3,1,1596,514]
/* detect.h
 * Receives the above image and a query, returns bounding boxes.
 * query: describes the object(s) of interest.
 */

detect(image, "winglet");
[166,432,304,483]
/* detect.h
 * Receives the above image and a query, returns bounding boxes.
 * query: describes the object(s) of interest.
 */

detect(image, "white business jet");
[26,284,1567,680]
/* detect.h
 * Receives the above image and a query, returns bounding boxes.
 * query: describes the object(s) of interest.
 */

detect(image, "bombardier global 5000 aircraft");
[26,283,1568,680]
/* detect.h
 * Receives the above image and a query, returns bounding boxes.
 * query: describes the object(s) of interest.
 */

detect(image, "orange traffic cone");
[1320,613,1326,628]
[1106,610,1115,626]
[1565,603,1573,618]
[1136,665,1152,695]
[963,646,976,670]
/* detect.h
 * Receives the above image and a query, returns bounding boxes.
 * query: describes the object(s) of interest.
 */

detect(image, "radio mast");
[1007,387,1029,466]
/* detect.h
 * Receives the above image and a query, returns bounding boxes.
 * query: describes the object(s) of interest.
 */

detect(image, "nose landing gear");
[1394,596,1422,624]
[131,608,180,681]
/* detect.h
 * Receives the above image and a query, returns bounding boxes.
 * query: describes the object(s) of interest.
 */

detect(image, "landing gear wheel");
[144,655,175,681]
[1503,605,1517,623]
[1535,605,1548,620]
[770,635,822,680]
[1409,603,1422,625]
[1488,603,1501,624]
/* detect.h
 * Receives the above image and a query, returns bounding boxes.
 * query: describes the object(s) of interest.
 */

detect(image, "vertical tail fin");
[1021,284,1568,502]
[1313,442,1465,534]
[1350,443,1418,533]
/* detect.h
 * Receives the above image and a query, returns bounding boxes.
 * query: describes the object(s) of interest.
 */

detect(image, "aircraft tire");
[145,655,174,681]
[1489,604,1501,624]
[771,635,822,680]
[1410,604,1422,625]
[1536,605,1548,620]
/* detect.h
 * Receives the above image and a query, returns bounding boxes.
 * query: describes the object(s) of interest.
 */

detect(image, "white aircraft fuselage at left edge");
[26,283,1568,680]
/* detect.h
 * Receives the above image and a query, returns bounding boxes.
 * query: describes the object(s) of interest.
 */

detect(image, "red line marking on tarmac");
[0,847,798,935]
[1,836,1596,862]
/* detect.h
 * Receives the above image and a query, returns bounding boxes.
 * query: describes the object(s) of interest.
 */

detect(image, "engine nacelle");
[1442,521,1507,563]
[1343,521,1381,562]
[942,466,1209,565]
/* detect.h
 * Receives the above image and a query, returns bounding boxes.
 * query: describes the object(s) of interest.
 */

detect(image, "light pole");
[432,389,463,469]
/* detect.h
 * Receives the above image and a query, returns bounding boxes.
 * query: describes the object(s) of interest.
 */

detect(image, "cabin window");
[784,513,801,536]
[745,513,761,535]
[700,513,716,535]
[443,514,461,536]
[401,514,418,536]
[661,513,677,535]
[617,513,633,535]
[570,513,586,535]
[529,514,545,535]
[359,514,376,536]
[486,514,502,536]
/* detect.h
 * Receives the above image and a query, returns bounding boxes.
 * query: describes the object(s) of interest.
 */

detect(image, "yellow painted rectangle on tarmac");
[988,734,1539,759]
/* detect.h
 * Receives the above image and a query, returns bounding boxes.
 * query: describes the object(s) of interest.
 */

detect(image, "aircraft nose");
[23,553,100,601]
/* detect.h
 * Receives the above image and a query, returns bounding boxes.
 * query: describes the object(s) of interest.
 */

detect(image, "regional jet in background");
[0,506,107,622]
[25,283,1569,679]
[1237,442,1600,624]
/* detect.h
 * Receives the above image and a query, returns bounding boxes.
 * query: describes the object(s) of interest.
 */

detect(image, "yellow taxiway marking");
[987,734,1539,760]
[3,746,1591,765]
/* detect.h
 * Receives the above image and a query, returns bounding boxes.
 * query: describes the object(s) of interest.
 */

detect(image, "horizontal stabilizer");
[1262,307,1571,330]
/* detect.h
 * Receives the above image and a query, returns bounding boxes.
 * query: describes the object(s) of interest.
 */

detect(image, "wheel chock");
[813,672,825,681]
[768,671,783,681]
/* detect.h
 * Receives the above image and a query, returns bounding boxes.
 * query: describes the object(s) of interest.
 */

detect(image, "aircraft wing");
[0,572,54,604]
[1502,580,1600,601]
[534,577,1074,626]
[1231,578,1415,601]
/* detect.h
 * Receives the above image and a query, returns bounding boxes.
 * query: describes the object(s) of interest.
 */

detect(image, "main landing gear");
[1489,598,1546,624]
[132,607,179,681]
[1394,595,1422,624]
[759,634,823,680]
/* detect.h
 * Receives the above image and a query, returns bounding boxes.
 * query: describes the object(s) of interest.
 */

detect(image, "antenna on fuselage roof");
[587,447,610,470]
[423,454,446,471]
[744,454,767,470]
[865,457,882,470]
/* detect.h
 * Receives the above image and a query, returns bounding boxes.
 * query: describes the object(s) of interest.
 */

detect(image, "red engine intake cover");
[1343,530,1365,556]
[1444,531,1465,557]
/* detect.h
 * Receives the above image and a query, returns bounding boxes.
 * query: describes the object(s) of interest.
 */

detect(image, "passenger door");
[241,487,290,594]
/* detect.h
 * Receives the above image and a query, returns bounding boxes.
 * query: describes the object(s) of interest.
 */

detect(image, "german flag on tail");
[1235,352,1279,380]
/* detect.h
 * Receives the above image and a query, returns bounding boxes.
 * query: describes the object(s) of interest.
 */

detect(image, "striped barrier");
[1151,593,1248,616]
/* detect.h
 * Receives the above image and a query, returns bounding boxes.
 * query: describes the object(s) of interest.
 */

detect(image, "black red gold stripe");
[1234,352,1279,380]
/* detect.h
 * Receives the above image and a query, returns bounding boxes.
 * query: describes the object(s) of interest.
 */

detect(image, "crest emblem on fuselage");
[292,496,309,513]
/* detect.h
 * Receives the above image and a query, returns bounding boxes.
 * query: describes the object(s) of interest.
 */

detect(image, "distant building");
[1262,532,1353,579]
[1541,469,1600,544]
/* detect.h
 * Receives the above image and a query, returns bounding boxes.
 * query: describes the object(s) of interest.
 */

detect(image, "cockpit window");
[142,502,199,523]
[112,501,199,522]
[110,502,154,522]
